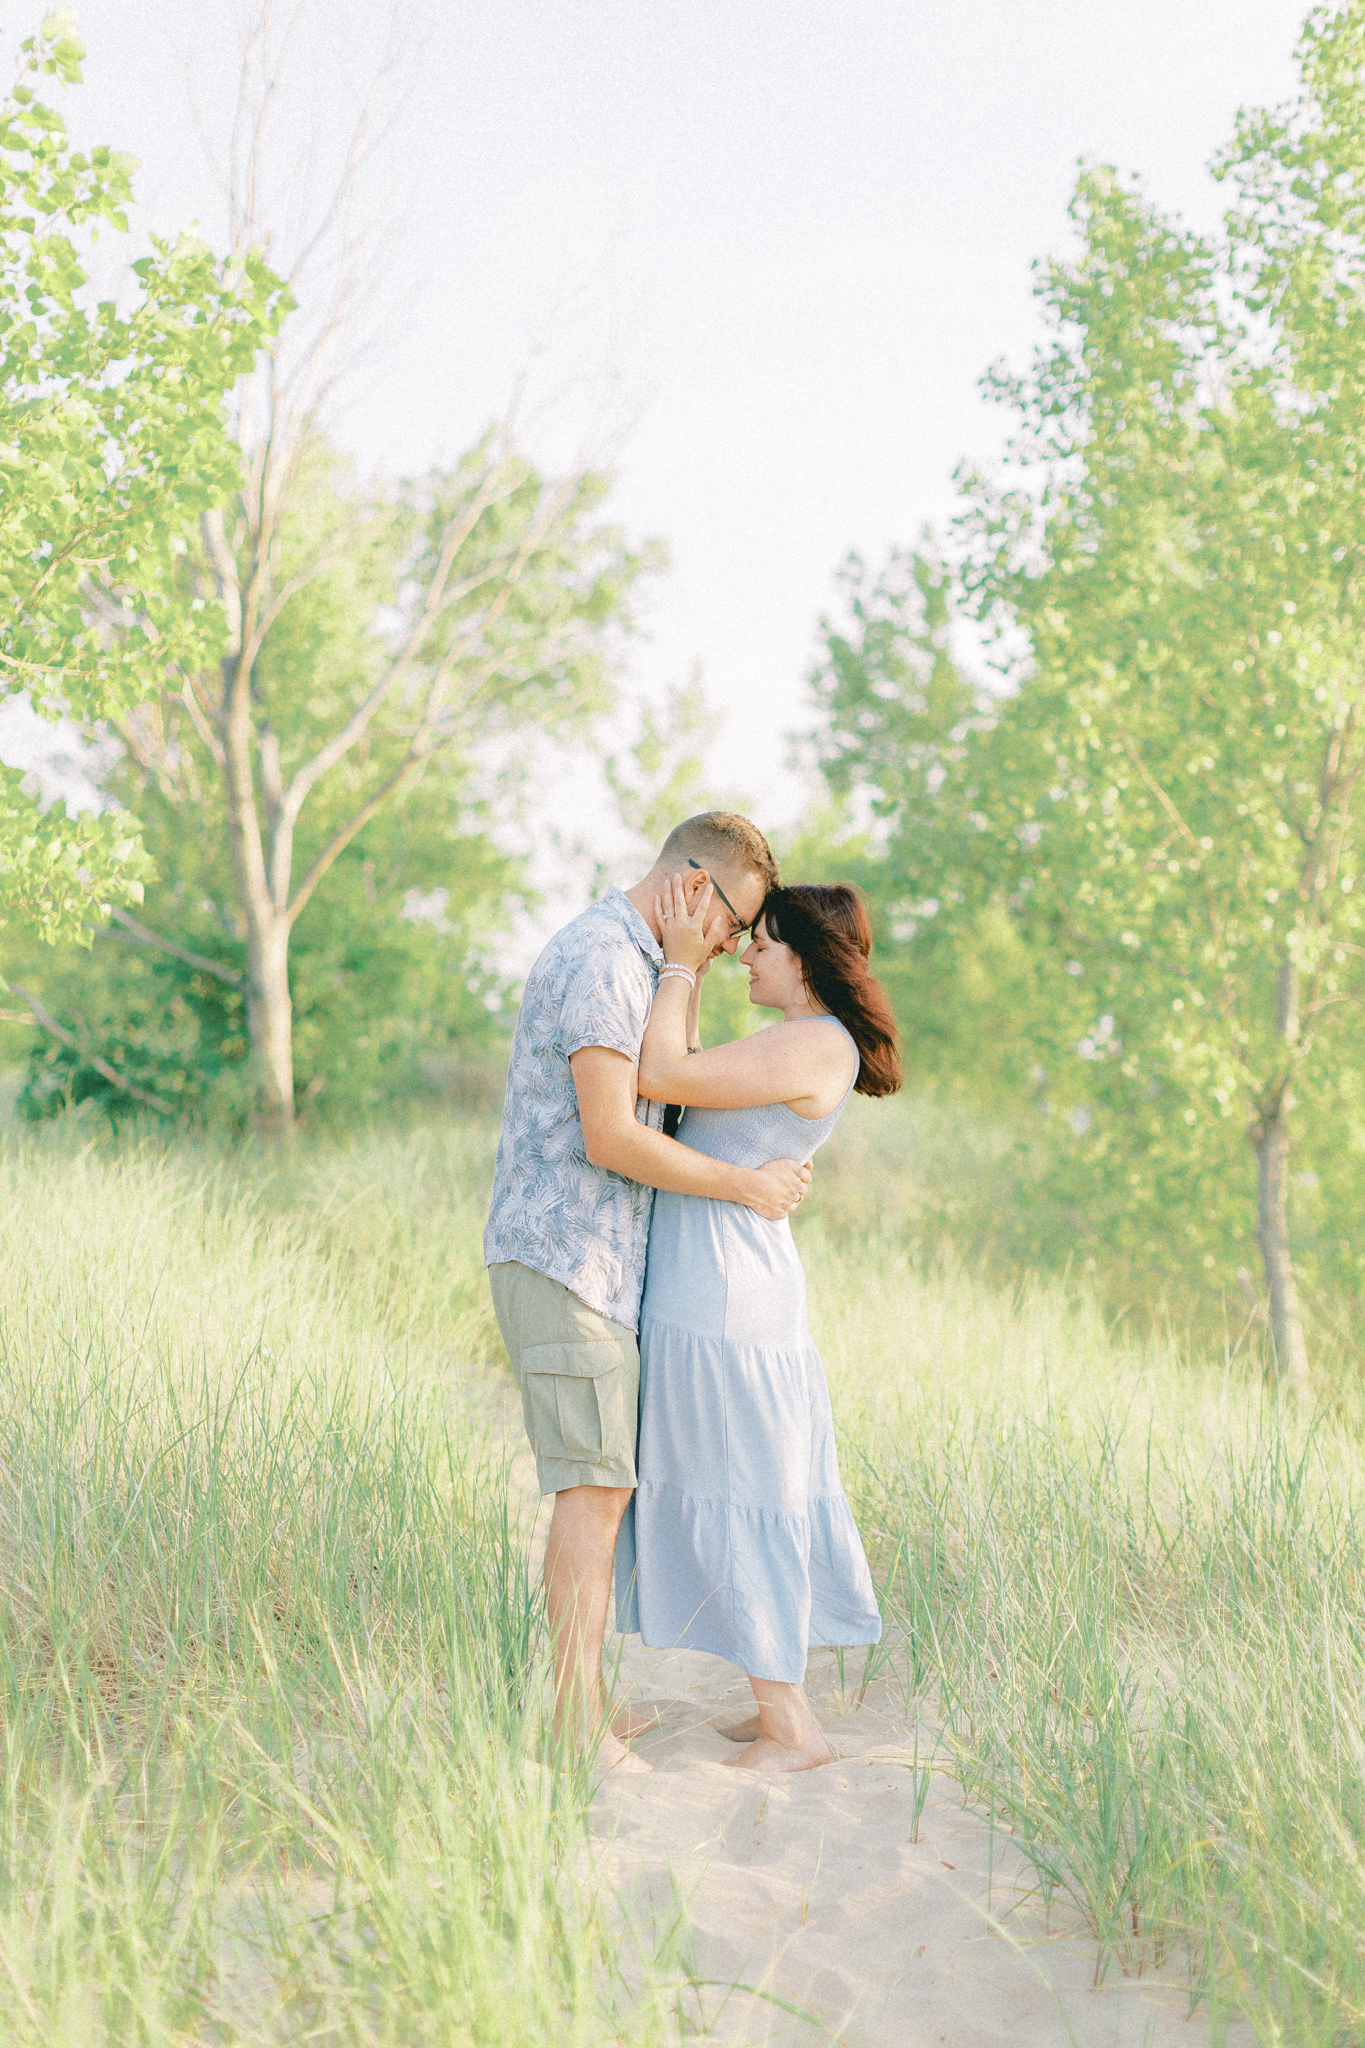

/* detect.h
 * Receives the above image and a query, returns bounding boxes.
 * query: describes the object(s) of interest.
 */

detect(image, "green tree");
[12,445,592,1123]
[17,777,519,1125]
[818,5,1365,1388]
[10,0,657,1137]
[187,432,644,1135]
[0,10,282,950]
[807,546,1031,1093]
[97,7,656,1137]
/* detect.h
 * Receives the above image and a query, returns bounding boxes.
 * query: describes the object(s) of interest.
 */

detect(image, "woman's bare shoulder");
[767,1016,858,1081]
[770,1015,852,1050]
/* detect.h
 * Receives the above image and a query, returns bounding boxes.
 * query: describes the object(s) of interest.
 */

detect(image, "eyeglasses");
[688,858,751,938]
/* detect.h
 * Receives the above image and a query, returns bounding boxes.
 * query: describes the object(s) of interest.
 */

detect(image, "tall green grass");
[1,1099,1363,2042]
[808,1094,1365,2042]
[0,1131,680,2045]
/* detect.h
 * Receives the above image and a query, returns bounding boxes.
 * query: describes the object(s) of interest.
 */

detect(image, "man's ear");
[681,865,710,907]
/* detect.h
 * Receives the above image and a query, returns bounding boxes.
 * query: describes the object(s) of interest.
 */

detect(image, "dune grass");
[807,1094,1365,2044]
[0,1130,685,2044]
[0,1098,1361,2041]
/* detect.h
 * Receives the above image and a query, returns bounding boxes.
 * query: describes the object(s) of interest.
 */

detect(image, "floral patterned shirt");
[483,887,665,1330]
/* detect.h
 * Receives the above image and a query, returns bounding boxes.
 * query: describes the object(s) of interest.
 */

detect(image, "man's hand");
[570,1047,815,1212]
[740,1157,813,1221]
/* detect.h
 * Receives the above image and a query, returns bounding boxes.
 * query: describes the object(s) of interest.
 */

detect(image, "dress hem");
[621,1621,883,1686]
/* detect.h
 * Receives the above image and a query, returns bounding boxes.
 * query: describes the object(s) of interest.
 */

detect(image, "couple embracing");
[483,813,901,1774]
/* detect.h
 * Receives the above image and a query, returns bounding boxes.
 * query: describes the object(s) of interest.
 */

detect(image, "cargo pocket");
[522,1340,627,1466]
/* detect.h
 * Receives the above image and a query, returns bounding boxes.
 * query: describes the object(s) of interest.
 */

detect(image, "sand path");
[483,1433,1251,2048]
[590,1633,1250,2048]
[475,1335,1248,2048]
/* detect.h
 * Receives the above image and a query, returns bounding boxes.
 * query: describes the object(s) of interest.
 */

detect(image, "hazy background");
[3,0,1305,930]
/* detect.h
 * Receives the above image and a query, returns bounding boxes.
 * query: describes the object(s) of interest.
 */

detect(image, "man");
[484,812,811,1766]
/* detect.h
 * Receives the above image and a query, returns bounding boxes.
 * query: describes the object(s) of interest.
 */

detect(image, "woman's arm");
[634,959,703,1108]
[640,983,850,1111]
[639,877,855,1113]
[570,1047,811,1216]
[686,962,705,1051]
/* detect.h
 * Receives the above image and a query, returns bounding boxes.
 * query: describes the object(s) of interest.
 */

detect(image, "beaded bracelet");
[658,963,696,989]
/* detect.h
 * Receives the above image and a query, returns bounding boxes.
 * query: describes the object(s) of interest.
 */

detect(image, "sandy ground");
[589,1636,1251,2048]
[509,1449,1252,2048]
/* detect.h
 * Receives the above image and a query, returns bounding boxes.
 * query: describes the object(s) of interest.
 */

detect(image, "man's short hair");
[657,813,780,895]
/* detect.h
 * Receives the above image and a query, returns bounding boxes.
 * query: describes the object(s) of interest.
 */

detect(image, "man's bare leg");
[543,1484,646,1766]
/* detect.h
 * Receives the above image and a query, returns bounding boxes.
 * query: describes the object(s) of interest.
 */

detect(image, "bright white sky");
[3,0,1306,923]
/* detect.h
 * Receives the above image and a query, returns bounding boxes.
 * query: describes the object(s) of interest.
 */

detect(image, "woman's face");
[741,917,807,1010]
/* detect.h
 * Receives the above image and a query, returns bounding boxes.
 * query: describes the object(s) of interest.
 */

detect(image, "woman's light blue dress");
[614,1022,882,1684]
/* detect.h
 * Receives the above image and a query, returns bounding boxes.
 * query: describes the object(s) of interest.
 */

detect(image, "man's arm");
[571,1047,810,1221]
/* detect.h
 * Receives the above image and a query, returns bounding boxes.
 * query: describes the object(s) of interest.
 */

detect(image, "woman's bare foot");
[722,1730,832,1773]
[719,1714,761,1743]
[718,1676,831,1772]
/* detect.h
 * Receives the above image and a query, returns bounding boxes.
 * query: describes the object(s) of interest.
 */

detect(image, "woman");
[614,876,901,1772]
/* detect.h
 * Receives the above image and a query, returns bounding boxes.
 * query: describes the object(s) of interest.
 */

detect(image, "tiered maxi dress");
[614,1023,882,1684]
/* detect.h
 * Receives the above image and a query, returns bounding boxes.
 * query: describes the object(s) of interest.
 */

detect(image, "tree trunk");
[1250,1101,1310,1399]
[219,635,297,1137]
[1246,953,1310,1396]
[245,908,295,1136]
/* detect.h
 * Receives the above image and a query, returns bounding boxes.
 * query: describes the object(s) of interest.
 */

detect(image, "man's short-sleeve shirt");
[483,887,665,1330]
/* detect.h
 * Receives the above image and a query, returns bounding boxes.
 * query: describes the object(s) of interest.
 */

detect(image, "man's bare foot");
[610,1700,664,1740]
[722,1731,833,1773]
[719,1714,761,1743]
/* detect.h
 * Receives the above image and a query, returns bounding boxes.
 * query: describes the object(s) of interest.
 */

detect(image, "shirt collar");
[602,884,664,968]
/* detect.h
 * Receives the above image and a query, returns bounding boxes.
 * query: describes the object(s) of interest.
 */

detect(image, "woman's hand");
[656,870,728,971]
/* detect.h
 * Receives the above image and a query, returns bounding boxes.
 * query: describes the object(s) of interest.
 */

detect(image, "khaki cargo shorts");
[488,1262,639,1495]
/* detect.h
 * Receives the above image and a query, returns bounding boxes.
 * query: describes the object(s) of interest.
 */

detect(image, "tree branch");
[8,986,174,1115]
[1116,729,1229,956]
[273,463,521,831]
[200,507,244,665]
[180,673,226,766]
[100,908,244,986]
[285,754,427,924]
[238,545,356,676]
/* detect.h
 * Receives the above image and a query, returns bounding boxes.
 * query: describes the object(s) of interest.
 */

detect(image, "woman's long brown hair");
[759,884,903,1097]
